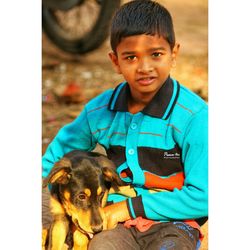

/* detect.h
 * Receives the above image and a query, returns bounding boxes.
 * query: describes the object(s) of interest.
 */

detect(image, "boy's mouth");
[136,76,156,86]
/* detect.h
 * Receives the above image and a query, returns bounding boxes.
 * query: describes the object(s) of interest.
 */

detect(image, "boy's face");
[109,34,179,98]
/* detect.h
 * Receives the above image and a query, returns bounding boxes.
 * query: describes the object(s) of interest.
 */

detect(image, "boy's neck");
[128,91,155,114]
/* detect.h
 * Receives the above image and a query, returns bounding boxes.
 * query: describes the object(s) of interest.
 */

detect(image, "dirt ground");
[42,0,208,249]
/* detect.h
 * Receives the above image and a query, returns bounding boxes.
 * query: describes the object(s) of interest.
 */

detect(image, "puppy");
[42,150,124,250]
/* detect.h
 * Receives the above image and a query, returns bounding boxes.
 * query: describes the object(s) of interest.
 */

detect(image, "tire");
[42,0,121,54]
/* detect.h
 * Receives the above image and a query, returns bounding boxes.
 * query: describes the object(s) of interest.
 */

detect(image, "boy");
[42,0,208,249]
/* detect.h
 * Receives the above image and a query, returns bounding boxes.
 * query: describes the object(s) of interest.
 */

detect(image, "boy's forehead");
[116,34,170,53]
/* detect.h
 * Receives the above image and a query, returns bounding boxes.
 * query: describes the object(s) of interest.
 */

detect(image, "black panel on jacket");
[107,145,183,177]
[106,145,126,167]
[138,145,184,176]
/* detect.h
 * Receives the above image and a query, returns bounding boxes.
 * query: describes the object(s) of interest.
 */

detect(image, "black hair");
[110,0,176,53]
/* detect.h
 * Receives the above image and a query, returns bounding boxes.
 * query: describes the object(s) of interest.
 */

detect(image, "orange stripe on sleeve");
[144,172,184,190]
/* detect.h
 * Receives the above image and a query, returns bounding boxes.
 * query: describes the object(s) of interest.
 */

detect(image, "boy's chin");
[137,82,164,93]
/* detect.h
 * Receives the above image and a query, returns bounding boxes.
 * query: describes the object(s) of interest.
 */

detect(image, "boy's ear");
[109,52,122,74]
[171,43,180,68]
[171,43,180,60]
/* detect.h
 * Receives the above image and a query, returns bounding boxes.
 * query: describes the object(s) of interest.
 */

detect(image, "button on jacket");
[42,77,208,224]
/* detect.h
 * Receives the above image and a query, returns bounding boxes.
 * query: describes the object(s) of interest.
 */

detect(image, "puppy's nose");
[91,224,103,233]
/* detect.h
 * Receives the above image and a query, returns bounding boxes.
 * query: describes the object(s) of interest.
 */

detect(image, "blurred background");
[42,1,208,248]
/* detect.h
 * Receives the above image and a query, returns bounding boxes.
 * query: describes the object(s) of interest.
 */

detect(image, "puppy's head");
[43,150,123,235]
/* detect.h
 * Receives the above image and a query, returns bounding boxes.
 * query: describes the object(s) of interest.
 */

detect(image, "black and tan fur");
[42,150,124,250]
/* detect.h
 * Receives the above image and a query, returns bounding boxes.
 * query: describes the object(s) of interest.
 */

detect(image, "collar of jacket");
[108,76,180,120]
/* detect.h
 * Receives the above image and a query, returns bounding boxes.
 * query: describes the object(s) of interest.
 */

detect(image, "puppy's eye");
[77,192,87,201]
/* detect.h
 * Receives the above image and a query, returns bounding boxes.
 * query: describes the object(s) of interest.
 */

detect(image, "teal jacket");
[42,77,208,224]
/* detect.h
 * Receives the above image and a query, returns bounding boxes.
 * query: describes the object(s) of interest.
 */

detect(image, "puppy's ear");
[43,158,72,188]
[102,167,124,190]
[96,155,125,188]
[102,166,124,188]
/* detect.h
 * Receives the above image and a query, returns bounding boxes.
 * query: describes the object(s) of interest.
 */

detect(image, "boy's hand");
[104,201,131,229]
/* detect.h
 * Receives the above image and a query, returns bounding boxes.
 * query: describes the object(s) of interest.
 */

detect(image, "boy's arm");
[104,201,131,229]
[120,107,208,222]
[42,108,96,178]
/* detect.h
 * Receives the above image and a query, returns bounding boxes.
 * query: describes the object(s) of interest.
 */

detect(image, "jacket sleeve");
[42,108,96,178]
[127,107,208,221]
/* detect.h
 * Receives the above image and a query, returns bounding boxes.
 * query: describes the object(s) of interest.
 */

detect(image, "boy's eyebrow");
[121,51,136,55]
[121,47,167,55]
[148,47,167,52]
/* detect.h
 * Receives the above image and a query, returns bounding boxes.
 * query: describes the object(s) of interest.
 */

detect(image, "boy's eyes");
[152,52,163,58]
[124,52,163,60]
[125,55,137,60]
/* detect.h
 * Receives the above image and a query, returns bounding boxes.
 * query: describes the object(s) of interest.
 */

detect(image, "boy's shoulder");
[169,81,207,139]
[85,82,127,114]
[176,82,208,115]
[85,88,114,112]
[169,81,207,131]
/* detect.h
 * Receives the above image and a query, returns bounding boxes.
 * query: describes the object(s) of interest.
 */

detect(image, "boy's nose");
[137,59,153,73]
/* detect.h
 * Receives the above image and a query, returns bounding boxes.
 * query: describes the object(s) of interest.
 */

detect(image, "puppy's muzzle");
[91,224,103,233]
